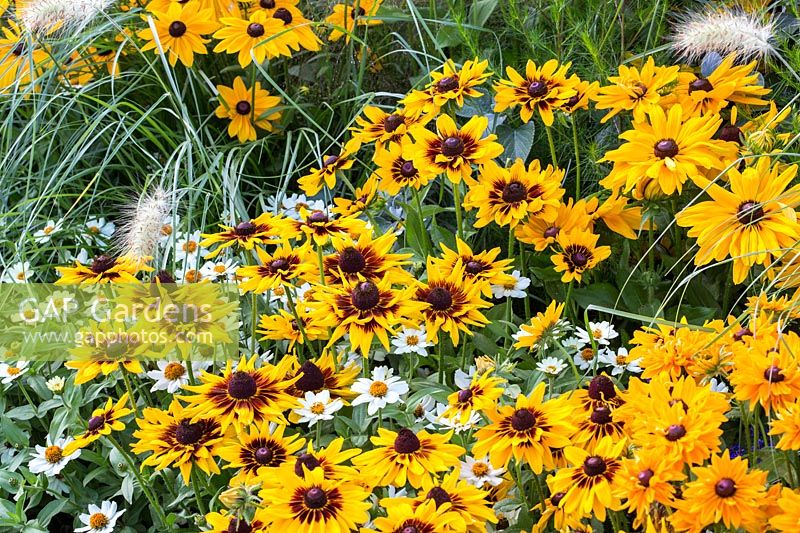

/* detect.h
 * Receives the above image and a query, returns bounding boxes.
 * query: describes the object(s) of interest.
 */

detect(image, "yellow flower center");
[7,367,20,376]
[164,362,186,380]
[310,402,326,415]
[503,281,516,289]
[592,328,603,339]
[580,348,594,362]
[89,513,109,529]
[23,309,35,320]
[88,226,100,234]
[184,270,201,283]
[406,335,419,346]
[369,381,388,397]
[15,272,25,281]
[273,286,286,296]
[183,240,198,253]
[471,462,489,477]
[43,226,54,235]
[213,264,227,274]
[161,224,173,236]
[616,355,627,365]
[44,445,63,464]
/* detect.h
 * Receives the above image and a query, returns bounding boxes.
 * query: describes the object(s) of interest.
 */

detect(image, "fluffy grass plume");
[116,187,171,261]
[16,0,113,36]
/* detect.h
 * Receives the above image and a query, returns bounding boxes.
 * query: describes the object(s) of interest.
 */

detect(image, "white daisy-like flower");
[426,403,481,433]
[146,360,210,393]
[293,390,343,426]
[0,361,29,384]
[2,261,32,283]
[350,366,409,416]
[454,366,476,389]
[46,376,65,393]
[76,500,125,533]
[175,266,203,284]
[66,248,90,264]
[561,336,584,351]
[391,326,433,357]
[573,346,598,371]
[33,219,63,244]
[84,217,115,244]
[708,377,730,394]
[279,194,327,220]
[411,395,436,422]
[159,215,180,245]
[199,259,238,281]
[575,321,618,346]
[29,436,80,476]
[174,230,205,265]
[536,356,567,376]
[459,456,505,487]
[598,347,642,376]
[490,270,530,299]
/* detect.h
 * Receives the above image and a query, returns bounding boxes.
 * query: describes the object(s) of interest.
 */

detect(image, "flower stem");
[191,468,208,516]
[545,126,558,168]
[106,434,168,527]
[121,369,140,417]
[571,118,581,197]
[452,181,464,241]
[284,285,317,359]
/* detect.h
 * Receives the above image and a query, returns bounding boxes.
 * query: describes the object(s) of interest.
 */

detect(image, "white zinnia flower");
[279,194,327,220]
[199,259,238,281]
[598,347,642,376]
[350,366,408,416]
[536,356,567,376]
[147,360,210,393]
[29,436,80,476]
[2,261,32,283]
[391,326,432,357]
[669,7,775,63]
[573,346,598,371]
[426,402,481,433]
[84,217,115,244]
[33,219,63,243]
[293,390,343,426]
[76,500,125,533]
[175,266,204,284]
[490,270,530,299]
[411,395,436,422]
[460,456,505,487]
[454,366,476,389]
[0,361,29,383]
[708,377,730,393]
[46,376,66,393]
[174,230,205,265]
[575,321,618,346]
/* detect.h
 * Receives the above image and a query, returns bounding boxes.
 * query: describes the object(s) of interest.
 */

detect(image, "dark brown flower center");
[457,389,473,403]
[665,424,687,441]
[168,21,187,38]
[227,518,252,533]
[510,408,537,431]
[323,155,339,166]
[259,0,275,8]
[87,415,105,431]
[254,446,274,465]
[401,527,419,533]
[653,139,679,159]
[583,456,606,476]
[351,281,380,310]
[235,101,251,115]
[247,23,265,37]
[349,5,366,18]
[551,492,565,507]
[235,221,257,235]
[91,255,116,274]
[764,365,785,383]
[718,124,742,144]
[308,210,329,223]
[527,80,548,98]
[637,468,654,487]
[303,487,327,509]
[688,77,714,94]
[175,420,204,445]
[426,487,451,508]
[441,136,464,157]
[273,7,292,24]
[338,247,366,273]
[588,375,617,401]
[565,95,580,108]
[502,181,527,203]
[399,160,417,178]
[228,371,258,399]
[384,114,404,133]
[394,428,421,454]
[294,452,321,476]
[590,406,612,424]
[12,43,24,56]
[570,250,589,268]
[544,226,560,239]
[294,360,325,392]
[737,201,764,226]
[715,477,736,498]
[436,76,458,93]
[269,258,290,273]
[733,327,752,342]
[464,260,485,275]
[153,270,175,284]
[425,286,453,311]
